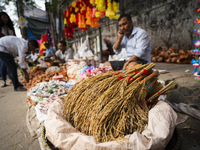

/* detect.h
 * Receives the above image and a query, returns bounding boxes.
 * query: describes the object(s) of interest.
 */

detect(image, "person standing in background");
[0,36,39,91]
[0,11,15,87]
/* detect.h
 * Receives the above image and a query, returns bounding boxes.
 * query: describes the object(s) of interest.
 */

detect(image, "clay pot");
[164,52,169,60]
[169,53,178,57]
[184,50,192,59]
[178,49,184,56]
[159,51,167,59]
[176,59,181,64]
[171,57,177,63]
[165,58,171,63]
[157,56,164,62]
[168,47,176,53]
[179,55,187,63]
[155,46,163,55]
[151,57,156,62]
[155,55,160,59]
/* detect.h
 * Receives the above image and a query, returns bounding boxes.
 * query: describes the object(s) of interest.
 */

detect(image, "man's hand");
[122,61,130,70]
[51,53,56,58]
[22,68,29,82]
[114,30,124,50]
[117,29,124,39]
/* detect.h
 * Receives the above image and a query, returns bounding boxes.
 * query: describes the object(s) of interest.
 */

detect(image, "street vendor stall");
[23,1,179,149]
[25,60,178,150]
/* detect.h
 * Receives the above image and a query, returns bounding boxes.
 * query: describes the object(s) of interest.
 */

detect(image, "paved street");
[0,83,40,150]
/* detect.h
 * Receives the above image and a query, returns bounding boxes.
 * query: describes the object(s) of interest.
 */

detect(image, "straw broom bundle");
[63,64,147,122]
[73,64,154,129]
[62,63,175,143]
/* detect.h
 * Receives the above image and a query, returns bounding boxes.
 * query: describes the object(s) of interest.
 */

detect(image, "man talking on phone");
[104,14,151,71]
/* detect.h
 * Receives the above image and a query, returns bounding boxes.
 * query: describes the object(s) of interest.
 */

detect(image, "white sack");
[44,100,177,150]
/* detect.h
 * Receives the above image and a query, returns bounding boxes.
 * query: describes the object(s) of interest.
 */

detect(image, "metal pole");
[99,27,103,62]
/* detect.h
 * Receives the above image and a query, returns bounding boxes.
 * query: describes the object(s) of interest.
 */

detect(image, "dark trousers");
[0,58,11,81]
[110,59,148,71]
[0,52,21,89]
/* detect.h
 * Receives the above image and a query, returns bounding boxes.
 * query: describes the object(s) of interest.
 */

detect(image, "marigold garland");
[64,0,120,38]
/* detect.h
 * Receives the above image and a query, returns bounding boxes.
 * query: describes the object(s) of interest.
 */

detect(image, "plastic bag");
[78,36,90,57]
[38,59,48,68]
[78,35,94,58]
[108,48,127,61]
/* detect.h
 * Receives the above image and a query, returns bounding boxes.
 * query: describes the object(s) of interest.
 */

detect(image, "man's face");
[45,44,50,49]
[28,43,36,52]
[118,17,133,35]
[58,43,66,51]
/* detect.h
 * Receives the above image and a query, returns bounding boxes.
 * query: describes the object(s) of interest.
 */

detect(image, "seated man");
[104,14,151,71]
[44,40,73,63]
[44,42,55,58]
[27,49,39,67]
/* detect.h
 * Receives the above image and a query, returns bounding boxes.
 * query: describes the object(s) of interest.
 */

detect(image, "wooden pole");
[17,0,26,39]
[99,27,103,62]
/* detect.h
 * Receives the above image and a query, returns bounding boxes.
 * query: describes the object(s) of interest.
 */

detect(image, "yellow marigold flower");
[72,1,76,7]
[95,12,101,18]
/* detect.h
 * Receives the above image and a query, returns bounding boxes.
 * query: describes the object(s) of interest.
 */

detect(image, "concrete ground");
[0,62,200,150]
[0,78,40,149]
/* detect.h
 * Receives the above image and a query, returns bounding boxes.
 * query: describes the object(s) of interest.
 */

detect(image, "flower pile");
[64,0,120,38]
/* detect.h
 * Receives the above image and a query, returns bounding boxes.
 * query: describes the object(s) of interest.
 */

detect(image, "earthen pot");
[171,57,177,63]
[155,46,163,55]
[168,47,176,53]
[178,49,184,56]
[165,58,171,63]
[159,51,167,59]
[166,50,172,55]
[170,53,178,57]
[179,55,187,63]
[177,59,181,64]
[184,50,191,59]
[157,56,164,62]
[151,57,156,62]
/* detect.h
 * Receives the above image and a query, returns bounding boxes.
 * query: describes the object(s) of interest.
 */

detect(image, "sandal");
[1,81,7,88]
[14,86,27,91]
[179,103,200,121]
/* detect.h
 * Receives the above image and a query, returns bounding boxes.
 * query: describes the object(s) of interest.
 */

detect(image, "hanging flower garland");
[192,0,200,80]
[64,0,120,38]
[46,27,53,46]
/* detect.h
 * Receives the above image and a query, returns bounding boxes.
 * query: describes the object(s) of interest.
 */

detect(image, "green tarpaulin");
[26,17,51,39]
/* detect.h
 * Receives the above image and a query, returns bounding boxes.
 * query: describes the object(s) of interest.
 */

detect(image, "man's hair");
[118,14,132,22]
[44,42,50,45]
[28,40,39,48]
[59,40,66,46]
